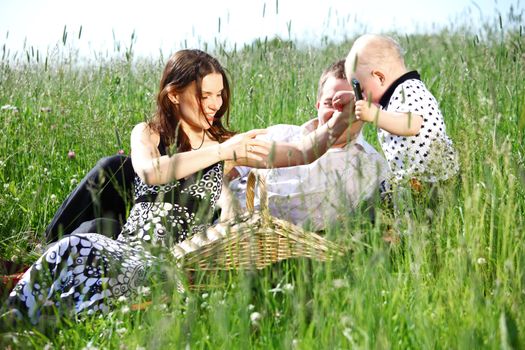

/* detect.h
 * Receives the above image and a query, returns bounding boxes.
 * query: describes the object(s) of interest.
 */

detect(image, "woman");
[4,49,352,324]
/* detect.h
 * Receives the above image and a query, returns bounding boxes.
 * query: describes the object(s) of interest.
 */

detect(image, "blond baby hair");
[345,34,406,78]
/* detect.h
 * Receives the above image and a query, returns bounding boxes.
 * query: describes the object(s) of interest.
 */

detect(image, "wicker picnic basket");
[172,170,347,271]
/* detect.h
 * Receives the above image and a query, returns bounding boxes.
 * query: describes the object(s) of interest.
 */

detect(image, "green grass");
[1,7,525,349]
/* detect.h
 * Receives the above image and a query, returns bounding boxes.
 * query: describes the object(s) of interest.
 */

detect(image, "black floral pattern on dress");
[6,161,223,324]
[120,162,223,245]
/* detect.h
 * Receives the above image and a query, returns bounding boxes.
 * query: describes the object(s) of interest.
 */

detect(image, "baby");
[334,34,458,188]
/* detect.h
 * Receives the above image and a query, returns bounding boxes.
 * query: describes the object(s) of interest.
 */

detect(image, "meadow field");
[0,7,524,349]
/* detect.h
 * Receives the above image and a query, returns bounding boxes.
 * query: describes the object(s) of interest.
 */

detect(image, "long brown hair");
[148,49,235,152]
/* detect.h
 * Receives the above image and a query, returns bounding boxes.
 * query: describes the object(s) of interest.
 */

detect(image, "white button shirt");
[228,120,389,231]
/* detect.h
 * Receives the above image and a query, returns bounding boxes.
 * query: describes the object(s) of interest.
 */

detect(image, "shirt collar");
[379,70,421,109]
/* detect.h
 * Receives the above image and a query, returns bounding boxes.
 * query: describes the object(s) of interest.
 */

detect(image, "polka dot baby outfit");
[377,71,458,184]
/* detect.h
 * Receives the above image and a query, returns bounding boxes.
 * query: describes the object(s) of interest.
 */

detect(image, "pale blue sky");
[0,0,520,59]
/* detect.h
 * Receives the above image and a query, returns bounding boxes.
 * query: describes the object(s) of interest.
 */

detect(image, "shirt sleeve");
[256,124,303,143]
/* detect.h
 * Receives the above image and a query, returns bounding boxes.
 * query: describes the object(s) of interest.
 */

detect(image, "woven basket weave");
[173,170,346,271]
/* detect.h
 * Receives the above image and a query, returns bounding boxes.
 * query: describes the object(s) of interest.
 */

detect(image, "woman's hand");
[131,123,270,185]
[220,129,271,165]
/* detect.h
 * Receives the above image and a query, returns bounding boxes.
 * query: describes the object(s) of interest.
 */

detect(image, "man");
[225,60,389,230]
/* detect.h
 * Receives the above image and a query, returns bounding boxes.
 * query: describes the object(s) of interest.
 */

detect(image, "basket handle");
[246,169,268,213]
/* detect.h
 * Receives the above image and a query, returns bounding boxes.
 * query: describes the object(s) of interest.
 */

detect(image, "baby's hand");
[355,100,381,123]
[332,90,355,112]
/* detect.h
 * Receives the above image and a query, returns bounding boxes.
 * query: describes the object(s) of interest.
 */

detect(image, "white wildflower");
[1,104,18,112]
[247,304,255,311]
[120,305,130,314]
[155,303,167,311]
[71,178,78,186]
[201,293,209,299]
[283,283,294,292]
[136,286,150,296]
[332,279,346,289]
[3,184,8,190]
[340,315,352,327]
[116,327,127,335]
[477,257,487,265]
[250,311,262,326]
[50,194,57,201]
[81,341,99,350]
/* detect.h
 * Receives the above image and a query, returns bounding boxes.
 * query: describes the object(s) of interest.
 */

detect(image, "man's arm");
[261,102,356,167]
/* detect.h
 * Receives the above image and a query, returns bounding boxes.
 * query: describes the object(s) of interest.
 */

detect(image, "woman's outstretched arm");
[255,100,356,168]
[130,123,271,185]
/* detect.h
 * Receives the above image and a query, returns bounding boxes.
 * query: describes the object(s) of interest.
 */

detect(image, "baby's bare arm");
[355,101,423,136]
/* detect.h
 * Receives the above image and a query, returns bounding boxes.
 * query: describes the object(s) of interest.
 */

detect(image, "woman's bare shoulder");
[131,122,159,143]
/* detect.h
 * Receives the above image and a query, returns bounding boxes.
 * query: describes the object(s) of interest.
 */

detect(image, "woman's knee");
[96,155,129,174]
